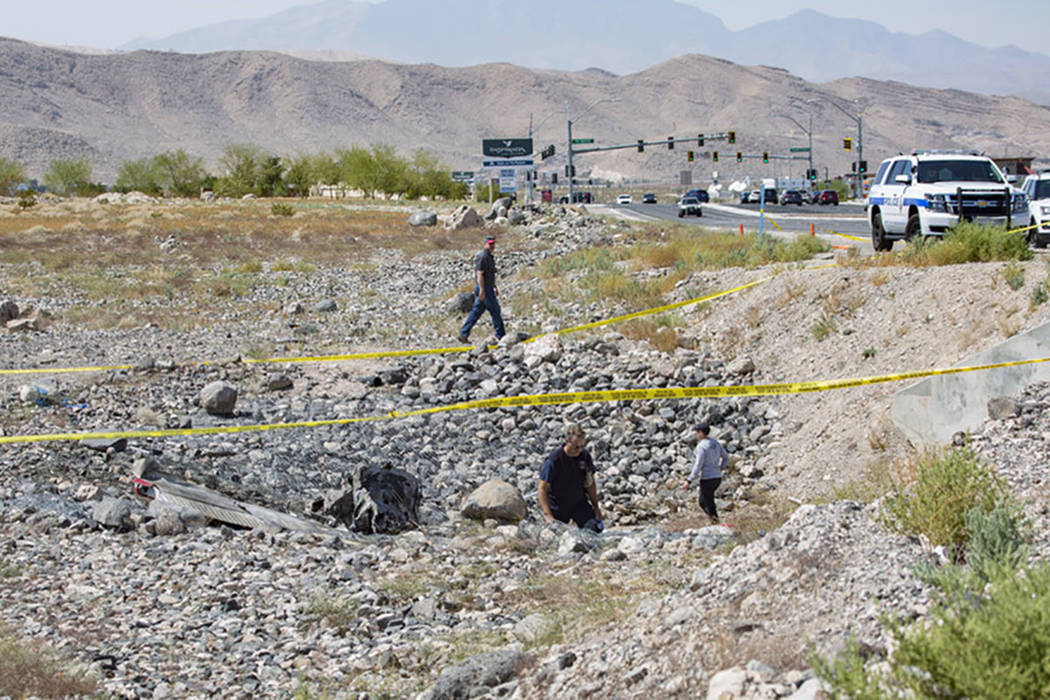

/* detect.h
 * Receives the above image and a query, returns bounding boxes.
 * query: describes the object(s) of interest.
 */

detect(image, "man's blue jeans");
[460,285,505,339]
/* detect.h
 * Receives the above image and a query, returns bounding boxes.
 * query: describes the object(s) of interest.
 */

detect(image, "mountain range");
[121,0,1050,106]
[2,36,1050,185]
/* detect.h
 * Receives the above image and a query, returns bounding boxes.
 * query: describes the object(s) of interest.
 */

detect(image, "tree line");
[0,144,468,200]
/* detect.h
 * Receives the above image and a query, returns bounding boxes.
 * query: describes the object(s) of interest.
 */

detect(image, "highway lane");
[591,200,873,250]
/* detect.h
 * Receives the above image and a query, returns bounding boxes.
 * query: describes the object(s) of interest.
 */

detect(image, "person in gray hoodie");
[683,421,729,524]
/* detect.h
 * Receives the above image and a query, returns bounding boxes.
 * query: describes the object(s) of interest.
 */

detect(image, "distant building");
[992,156,1035,181]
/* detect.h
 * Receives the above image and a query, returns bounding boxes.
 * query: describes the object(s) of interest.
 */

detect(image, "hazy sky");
[1,0,1046,54]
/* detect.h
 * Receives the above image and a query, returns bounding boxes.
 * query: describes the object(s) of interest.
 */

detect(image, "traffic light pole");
[572,133,733,156]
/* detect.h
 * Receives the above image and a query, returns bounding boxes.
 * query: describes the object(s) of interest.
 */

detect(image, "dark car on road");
[642,193,657,204]
[558,191,592,204]
[779,190,803,206]
[685,188,710,203]
[816,189,839,205]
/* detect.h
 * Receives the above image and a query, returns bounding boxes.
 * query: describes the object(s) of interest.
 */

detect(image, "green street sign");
[789,147,811,153]
[571,138,594,144]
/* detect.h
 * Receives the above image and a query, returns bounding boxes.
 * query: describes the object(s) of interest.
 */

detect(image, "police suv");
[866,151,1027,251]
[1020,171,1050,248]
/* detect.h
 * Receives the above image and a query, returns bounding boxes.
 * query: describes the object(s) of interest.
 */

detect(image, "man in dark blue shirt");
[458,235,505,342]
[538,424,604,532]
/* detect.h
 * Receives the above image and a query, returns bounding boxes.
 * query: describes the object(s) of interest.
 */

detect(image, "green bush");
[1032,262,1050,307]
[880,447,1005,552]
[17,189,36,210]
[271,202,296,217]
[898,221,1033,265]
[913,498,1030,598]
[815,491,1042,700]
[815,563,1050,699]
[1001,261,1026,290]
[964,498,1030,580]
[811,313,837,341]
[0,156,26,196]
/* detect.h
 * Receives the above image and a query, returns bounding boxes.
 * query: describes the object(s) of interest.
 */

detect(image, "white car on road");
[616,193,632,205]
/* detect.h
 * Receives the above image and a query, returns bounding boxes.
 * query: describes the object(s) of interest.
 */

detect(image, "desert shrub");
[879,446,1005,552]
[898,222,1032,265]
[0,626,98,697]
[1000,261,1026,290]
[962,498,1030,579]
[816,560,1050,700]
[1031,262,1050,308]
[271,202,296,217]
[17,189,36,210]
[811,313,837,341]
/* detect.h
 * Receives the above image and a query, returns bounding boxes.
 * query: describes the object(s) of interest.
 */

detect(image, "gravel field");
[1,198,1049,698]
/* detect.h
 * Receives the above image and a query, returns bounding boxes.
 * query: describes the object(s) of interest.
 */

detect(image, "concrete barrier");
[892,321,1050,445]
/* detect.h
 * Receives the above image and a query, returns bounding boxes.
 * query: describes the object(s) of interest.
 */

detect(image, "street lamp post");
[780,108,813,185]
[809,96,863,198]
[567,97,619,205]
[526,110,559,204]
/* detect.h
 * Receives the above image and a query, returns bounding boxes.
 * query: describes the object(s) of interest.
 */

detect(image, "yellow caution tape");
[0,364,135,376]
[241,345,474,365]
[3,276,776,375]
[0,413,388,445]
[1006,222,1037,235]
[758,211,782,231]
[523,276,771,341]
[817,226,868,242]
[4,356,1047,445]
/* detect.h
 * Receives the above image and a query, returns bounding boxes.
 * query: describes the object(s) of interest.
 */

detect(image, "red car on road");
[816,190,840,205]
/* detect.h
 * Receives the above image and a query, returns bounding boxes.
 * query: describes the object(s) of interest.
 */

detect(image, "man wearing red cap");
[458,235,505,342]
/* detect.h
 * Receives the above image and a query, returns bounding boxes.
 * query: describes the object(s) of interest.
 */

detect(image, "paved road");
[591,200,873,250]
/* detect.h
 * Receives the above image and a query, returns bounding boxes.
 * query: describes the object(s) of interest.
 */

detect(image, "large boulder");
[200,380,238,415]
[446,205,484,230]
[485,196,514,220]
[523,333,563,367]
[326,464,421,534]
[0,300,18,323]
[447,291,475,315]
[409,211,438,227]
[428,648,531,700]
[90,497,134,531]
[460,479,527,522]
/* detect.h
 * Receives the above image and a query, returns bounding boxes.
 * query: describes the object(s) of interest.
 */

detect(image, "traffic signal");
[736,152,742,162]
[552,172,558,184]
[565,164,576,177]
[843,137,852,151]
[762,151,769,163]
[712,151,719,162]
[807,168,817,181]
[859,160,868,174]
[668,137,674,150]
[637,139,644,153]
[687,150,695,162]
[728,131,736,144]
[698,134,704,146]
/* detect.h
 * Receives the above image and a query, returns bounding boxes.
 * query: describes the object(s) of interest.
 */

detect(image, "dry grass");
[0,625,98,698]
[0,199,493,330]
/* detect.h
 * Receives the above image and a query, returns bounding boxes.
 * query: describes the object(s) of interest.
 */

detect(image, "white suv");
[866,151,1027,251]
[1020,171,1050,248]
